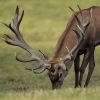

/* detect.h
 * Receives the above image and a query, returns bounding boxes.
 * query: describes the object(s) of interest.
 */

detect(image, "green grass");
[0,0,100,99]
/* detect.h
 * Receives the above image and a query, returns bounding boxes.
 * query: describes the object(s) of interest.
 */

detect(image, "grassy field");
[0,0,100,100]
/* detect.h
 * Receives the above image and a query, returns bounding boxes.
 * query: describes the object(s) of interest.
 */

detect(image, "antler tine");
[70,28,83,54]
[69,6,82,26]
[84,8,92,27]
[66,46,70,53]
[25,65,47,74]
[12,5,24,41]
[16,6,24,28]
[39,50,49,60]
[2,5,50,74]
[33,68,46,74]
[77,5,83,21]
[4,34,14,41]
[69,6,76,13]
[1,22,9,28]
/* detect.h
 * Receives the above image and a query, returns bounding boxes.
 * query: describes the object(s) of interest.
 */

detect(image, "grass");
[0,0,100,99]
[0,87,100,100]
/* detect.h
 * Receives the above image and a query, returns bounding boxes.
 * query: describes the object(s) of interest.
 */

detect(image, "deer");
[1,5,93,90]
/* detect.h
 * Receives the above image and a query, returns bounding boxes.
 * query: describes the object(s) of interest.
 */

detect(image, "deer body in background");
[2,5,99,90]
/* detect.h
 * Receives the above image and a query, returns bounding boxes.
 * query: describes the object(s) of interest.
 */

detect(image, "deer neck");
[54,30,78,59]
[53,15,79,59]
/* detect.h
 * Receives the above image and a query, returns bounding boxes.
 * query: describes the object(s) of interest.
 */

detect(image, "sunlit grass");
[0,87,100,100]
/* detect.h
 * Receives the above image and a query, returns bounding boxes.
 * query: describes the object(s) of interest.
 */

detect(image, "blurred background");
[0,0,100,92]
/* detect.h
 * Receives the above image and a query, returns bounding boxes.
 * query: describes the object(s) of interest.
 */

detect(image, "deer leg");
[79,48,91,87]
[74,55,80,88]
[84,47,95,87]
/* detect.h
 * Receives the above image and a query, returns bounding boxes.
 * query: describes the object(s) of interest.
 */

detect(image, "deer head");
[1,5,92,89]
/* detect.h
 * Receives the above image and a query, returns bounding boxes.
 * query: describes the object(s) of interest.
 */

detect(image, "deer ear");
[39,50,49,60]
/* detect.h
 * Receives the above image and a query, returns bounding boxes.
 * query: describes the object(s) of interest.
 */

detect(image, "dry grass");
[0,87,100,100]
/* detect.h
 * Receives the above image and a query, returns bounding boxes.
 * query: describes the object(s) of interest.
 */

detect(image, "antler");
[1,6,50,74]
[65,5,92,60]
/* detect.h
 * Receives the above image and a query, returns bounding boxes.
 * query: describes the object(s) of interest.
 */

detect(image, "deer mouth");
[52,79,64,90]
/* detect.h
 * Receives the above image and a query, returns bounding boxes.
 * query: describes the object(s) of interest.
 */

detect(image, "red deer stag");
[1,5,92,89]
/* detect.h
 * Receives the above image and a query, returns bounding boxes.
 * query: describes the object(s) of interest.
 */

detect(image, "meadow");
[0,0,100,100]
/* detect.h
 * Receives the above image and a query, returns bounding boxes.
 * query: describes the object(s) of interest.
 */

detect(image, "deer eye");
[58,66,61,70]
